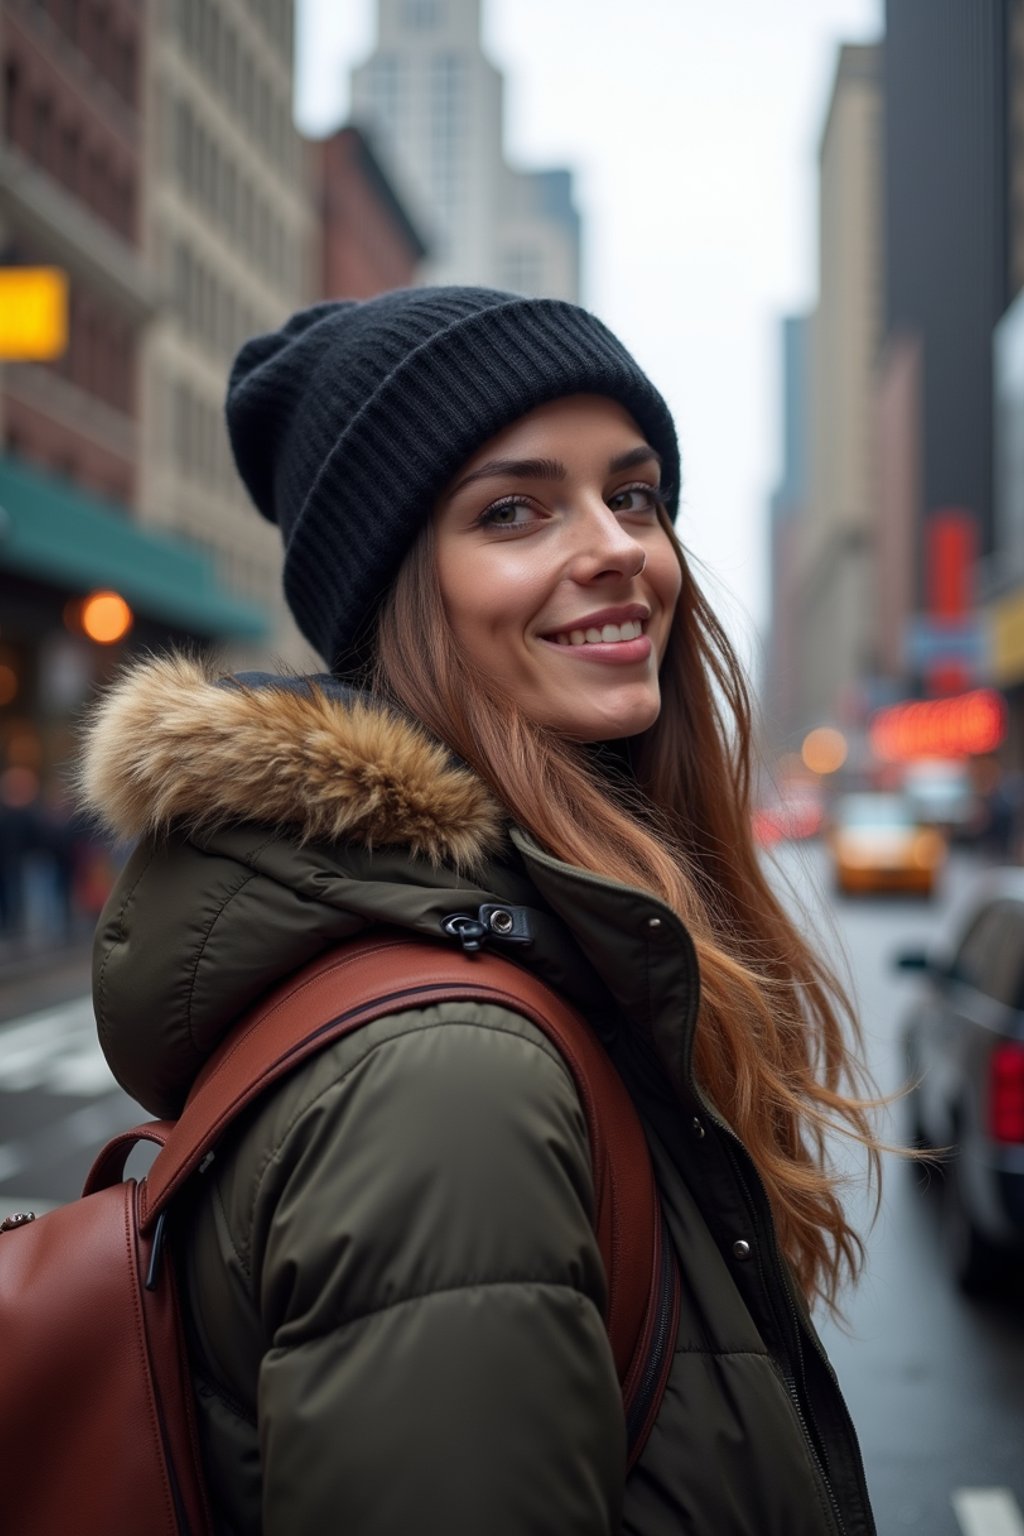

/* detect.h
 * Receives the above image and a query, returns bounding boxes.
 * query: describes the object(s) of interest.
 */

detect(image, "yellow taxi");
[828,792,946,897]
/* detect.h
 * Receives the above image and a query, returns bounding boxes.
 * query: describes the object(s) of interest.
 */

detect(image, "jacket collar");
[82,652,701,1104]
[79,653,504,871]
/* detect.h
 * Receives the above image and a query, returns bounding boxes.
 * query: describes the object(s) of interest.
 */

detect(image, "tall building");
[1,0,150,507]
[1010,0,1024,297]
[763,315,811,753]
[877,0,1019,746]
[791,43,883,734]
[0,0,266,793]
[350,0,581,301]
[884,0,1010,573]
[143,0,315,664]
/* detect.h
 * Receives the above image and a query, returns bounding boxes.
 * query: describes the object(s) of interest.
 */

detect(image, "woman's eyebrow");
[449,445,662,497]
[609,446,662,475]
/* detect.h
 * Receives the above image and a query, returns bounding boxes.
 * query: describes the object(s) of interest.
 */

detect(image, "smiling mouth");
[546,619,647,647]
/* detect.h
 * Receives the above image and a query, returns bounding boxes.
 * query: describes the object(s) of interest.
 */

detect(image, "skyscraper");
[350,0,580,301]
[792,43,884,734]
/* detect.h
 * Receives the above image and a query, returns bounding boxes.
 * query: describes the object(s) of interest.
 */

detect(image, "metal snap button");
[732,1239,752,1261]
[691,1116,705,1139]
[488,908,515,935]
[0,1211,36,1233]
[647,916,662,931]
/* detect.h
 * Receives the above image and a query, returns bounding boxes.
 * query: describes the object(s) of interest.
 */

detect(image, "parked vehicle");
[828,792,945,897]
[896,870,1024,1292]
[901,757,978,838]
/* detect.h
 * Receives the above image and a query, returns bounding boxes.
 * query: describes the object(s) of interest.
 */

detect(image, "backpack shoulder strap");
[137,932,678,1469]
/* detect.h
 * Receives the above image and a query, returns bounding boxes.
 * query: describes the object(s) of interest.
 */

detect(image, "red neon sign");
[869,689,1007,762]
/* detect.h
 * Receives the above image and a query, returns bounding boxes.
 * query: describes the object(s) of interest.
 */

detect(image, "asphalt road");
[767,840,1024,1536]
[0,844,1021,1535]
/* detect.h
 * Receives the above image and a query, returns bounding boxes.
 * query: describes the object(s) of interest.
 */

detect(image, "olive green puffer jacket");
[83,656,876,1536]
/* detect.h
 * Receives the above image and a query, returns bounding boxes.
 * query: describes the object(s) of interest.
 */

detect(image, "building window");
[256,76,270,143]
[431,53,463,212]
[32,93,54,171]
[209,7,223,87]
[404,0,442,27]
[4,60,20,146]
[368,54,402,147]
[180,0,197,54]
[224,159,237,233]
[173,380,190,470]
[241,52,254,126]
[60,122,80,189]
[118,174,135,240]
[92,4,109,82]
[119,35,137,108]
[500,245,544,296]
[175,97,193,188]
[224,27,237,108]
[174,240,191,322]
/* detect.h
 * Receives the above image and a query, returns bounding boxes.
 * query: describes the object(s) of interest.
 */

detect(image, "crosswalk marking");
[0,1098,130,1188]
[0,997,118,1096]
[953,1489,1024,1536]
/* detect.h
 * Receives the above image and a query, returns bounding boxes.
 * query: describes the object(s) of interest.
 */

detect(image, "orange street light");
[80,591,133,645]
[801,727,848,776]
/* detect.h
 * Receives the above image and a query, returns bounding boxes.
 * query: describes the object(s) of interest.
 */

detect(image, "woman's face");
[433,394,682,742]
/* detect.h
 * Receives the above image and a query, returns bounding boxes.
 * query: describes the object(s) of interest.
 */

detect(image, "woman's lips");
[538,633,653,664]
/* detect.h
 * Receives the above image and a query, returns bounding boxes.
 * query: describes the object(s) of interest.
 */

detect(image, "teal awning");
[0,456,268,639]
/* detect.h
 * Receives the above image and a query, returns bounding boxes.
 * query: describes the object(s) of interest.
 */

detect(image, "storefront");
[0,454,268,793]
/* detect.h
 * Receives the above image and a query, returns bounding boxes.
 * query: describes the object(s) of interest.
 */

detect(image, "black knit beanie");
[226,286,680,676]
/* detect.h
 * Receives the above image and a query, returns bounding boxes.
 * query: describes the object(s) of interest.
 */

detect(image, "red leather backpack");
[0,934,678,1536]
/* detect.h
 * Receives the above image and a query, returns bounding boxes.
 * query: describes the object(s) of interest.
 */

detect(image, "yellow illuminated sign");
[0,267,69,360]
[990,586,1024,685]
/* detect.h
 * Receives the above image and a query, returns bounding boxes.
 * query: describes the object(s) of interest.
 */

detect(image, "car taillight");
[990,1042,1024,1143]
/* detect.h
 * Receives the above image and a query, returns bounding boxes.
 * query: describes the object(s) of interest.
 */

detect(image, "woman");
[82,287,879,1535]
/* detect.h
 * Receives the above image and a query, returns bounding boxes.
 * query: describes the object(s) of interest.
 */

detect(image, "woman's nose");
[570,502,648,582]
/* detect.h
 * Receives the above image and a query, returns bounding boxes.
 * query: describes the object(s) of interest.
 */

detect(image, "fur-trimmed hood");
[81,651,688,1119]
[79,653,504,870]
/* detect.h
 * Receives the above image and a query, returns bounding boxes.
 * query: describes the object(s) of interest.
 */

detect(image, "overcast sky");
[295,0,883,665]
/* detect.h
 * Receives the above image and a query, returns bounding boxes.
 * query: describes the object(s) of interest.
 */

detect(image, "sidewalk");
[0,933,94,1024]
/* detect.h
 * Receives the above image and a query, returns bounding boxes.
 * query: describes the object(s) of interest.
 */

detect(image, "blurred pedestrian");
[80,289,882,1535]
[972,756,1024,863]
[0,766,42,941]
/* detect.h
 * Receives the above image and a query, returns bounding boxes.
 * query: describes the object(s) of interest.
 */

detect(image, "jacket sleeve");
[248,1000,626,1536]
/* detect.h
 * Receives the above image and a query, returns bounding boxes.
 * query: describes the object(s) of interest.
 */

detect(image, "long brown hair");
[372,512,881,1310]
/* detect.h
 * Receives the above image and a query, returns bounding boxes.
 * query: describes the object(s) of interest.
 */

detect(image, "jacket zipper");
[616,1024,852,1529]
[716,1130,858,1536]
[514,844,875,1530]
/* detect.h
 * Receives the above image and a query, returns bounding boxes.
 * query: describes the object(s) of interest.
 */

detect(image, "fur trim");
[78,653,503,868]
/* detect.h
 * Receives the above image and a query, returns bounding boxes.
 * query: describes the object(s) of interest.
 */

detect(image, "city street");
[0,843,1021,1534]
[770,841,1024,1536]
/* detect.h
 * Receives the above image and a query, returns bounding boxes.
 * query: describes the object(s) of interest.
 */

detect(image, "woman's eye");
[477,498,538,530]
[607,484,661,515]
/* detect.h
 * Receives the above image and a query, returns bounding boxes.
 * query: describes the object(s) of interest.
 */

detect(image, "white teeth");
[552,620,645,646]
